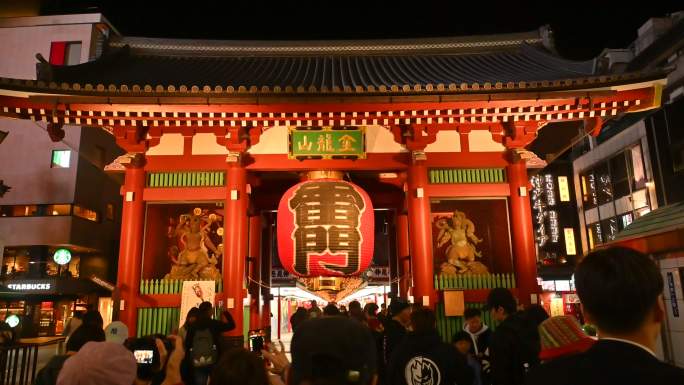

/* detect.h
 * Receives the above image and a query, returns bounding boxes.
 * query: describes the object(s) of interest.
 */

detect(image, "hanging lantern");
[277,172,374,277]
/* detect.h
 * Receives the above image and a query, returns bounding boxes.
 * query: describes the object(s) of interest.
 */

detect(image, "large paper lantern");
[277,178,374,277]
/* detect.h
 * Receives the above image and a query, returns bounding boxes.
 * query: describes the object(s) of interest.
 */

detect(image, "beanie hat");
[539,315,595,361]
[57,341,136,385]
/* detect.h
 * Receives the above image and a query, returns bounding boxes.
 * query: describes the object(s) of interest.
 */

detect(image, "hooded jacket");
[463,323,491,357]
[388,331,473,385]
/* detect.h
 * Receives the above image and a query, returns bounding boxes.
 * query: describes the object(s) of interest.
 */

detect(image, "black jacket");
[489,312,540,385]
[383,319,407,365]
[388,331,474,385]
[34,355,70,385]
[525,339,684,385]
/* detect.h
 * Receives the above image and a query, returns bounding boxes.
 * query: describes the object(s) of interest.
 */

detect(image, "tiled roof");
[613,201,684,241]
[44,43,597,91]
[32,28,649,95]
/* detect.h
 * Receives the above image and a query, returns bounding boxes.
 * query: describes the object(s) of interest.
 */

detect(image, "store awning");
[608,201,684,254]
[0,278,112,297]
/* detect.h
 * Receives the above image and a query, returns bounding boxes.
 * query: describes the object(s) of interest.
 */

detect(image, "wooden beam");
[143,187,226,201]
[425,152,509,168]
[426,183,510,197]
[244,153,410,171]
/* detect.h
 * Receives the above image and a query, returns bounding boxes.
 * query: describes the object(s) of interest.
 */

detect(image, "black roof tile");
[42,30,603,93]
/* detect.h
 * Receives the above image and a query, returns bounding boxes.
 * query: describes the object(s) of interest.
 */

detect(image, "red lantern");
[277,179,374,277]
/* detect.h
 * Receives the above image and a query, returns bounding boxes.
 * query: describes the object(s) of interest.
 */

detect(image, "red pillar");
[116,163,146,336]
[396,213,411,298]
[407,160,435,308]
[507,160,538,306]
[248,215,262,331]
[223,163,248,345]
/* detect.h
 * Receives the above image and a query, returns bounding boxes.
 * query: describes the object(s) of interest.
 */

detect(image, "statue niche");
[435,210,489,275]
[165,209,222,281]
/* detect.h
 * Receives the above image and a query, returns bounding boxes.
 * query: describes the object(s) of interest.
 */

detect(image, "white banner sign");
[179,281,216,327]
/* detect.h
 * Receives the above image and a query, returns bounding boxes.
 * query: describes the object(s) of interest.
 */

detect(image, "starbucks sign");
[53,248,72,265]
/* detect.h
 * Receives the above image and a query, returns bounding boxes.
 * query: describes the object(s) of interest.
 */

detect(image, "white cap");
[104,321,129,344]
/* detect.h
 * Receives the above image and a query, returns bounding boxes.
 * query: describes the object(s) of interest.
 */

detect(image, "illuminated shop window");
[73,205,99,222]
[619,213,633,230]
[580,173,598,209]
[600,217,619,242]
[51,150,71,168]
[587,222,603,250]
[46,204,71,216]
[594,163,613,205]
[6,205,39,217]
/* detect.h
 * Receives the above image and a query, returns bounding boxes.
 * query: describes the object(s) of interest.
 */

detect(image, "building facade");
[0,14,123,337]
[546,11,684,366]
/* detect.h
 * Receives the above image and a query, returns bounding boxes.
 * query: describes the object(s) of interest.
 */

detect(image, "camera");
[126,335,174,380]
[248,329,265,356]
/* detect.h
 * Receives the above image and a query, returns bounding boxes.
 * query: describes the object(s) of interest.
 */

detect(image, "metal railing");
[0,338,64,385]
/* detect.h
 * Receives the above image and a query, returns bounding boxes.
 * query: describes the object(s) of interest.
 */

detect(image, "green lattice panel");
[429,168,507,184]
[147,171,226,188]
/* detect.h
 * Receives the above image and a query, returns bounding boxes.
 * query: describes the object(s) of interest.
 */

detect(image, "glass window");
[45,204,71,216]
[12,205,38,216]
[595,162,613,205]
[50,41,82,65]
[636,206,651,218]
[619,213,633,230]
[581,172,598,209]
[65,42,81,66]
[629,145,646,190]
[51,150,71,168]
[609,153,628,183]
[600,217,619,242]
[73,205,98,222]
[610,153,630,199]
[632,188,650,210]
[587,222,603,250]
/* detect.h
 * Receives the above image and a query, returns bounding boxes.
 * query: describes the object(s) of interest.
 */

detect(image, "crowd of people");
[22,247,684,385]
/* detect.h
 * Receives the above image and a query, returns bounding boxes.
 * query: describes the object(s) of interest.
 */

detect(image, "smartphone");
[127,338,159,381]
[249,335,264,355]
[134,349,154,365]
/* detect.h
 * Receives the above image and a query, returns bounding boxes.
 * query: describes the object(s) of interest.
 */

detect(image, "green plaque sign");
[289,127,366,159]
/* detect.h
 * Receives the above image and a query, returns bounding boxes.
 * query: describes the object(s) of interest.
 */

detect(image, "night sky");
[43,0,682,60]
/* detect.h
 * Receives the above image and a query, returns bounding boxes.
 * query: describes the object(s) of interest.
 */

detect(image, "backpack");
[190,328,218,368]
